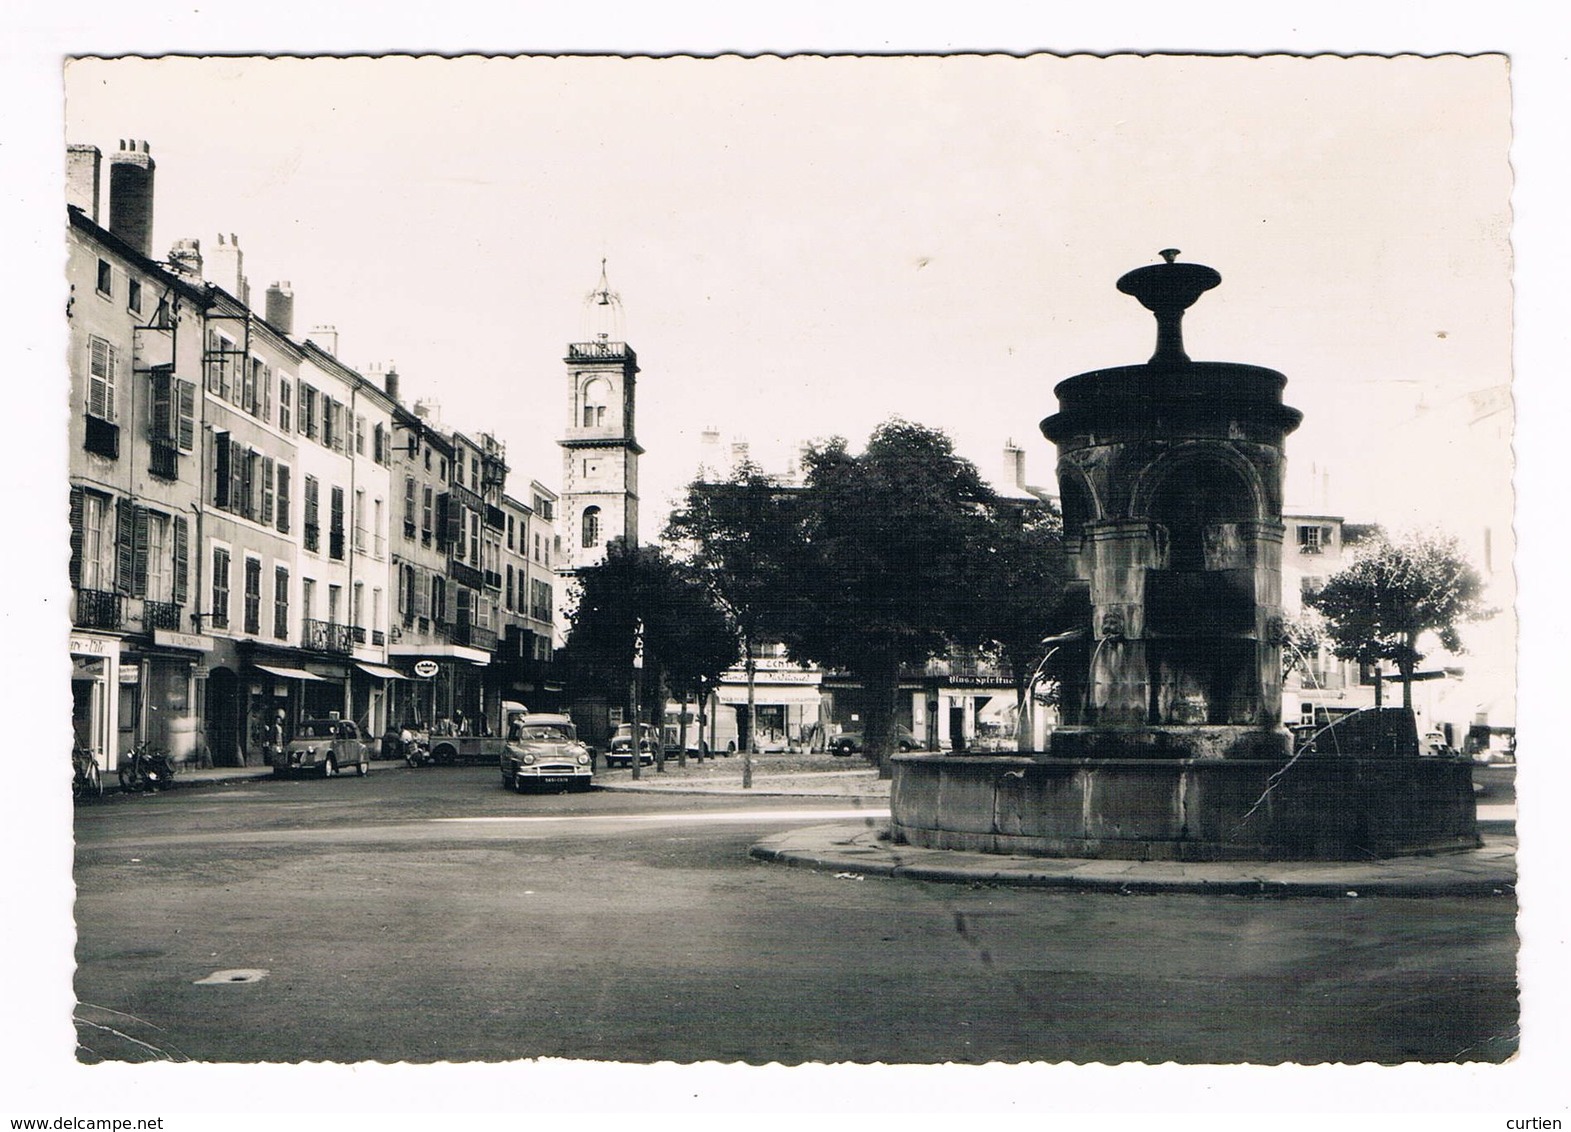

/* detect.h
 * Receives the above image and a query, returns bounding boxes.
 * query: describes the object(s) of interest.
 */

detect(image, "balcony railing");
[371,629,385,646]
[352,625,367,644]
[301,618,353,654]
[75,588,123,630]
[142,600,182,632]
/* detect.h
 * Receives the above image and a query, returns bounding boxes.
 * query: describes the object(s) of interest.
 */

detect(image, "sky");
[60,54,1514,542]
[9,4,1571,1122]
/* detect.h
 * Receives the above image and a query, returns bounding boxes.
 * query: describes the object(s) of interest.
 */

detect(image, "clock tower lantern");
[559,260,643,574]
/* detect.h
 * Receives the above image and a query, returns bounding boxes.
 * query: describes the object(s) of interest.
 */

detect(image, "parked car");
[499,714,593,793]
[273,718,370,778]
[605,723,657,768]
[830,725,919,756]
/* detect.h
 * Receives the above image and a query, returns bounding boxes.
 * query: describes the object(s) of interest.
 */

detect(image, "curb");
[749,822,1517,897]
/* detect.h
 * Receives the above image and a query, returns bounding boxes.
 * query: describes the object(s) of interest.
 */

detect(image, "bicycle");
[72,744,103,800]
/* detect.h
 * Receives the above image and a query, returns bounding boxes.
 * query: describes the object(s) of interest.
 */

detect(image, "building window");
[144,512,171,603]
[353,581,365,640]
[469,512,480,567]
[278,377,292,433]
[431,575,447,624]
[276,464,292,534]
[581,506,601,549]
[303,475,320,552]
[422,485,434,545]
[87,336,119,423]
[302,578,316,623]
[404,477,417,539]
[506,514,515,550]
[582,377,609,427]
[274,565,290,640]
[328,584,341,627]
[354,488,367,554]
[531,578,552,623]
[96,259,112,298]
[127,278,142,315]
[243,556,262,635]
[211,546,231,629]
[355,414,366,456]
[329,486,346,560]
[373,423,387,465]
[373,498,385,558]
[505,564,514,611]
[1298,525,1324,555]
[300,383,318,440]
[372,587,383,641]
[72,490,112,592]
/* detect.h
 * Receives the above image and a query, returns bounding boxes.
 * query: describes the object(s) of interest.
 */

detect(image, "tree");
[640,556,741,767]
[561,539,737,776]
[784,419,999,776]
[665,462,801,788]
[967,499,1070,752]
[1306,530,1493,709]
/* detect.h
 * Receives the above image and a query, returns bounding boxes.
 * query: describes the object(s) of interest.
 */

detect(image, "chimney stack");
[311,325,339,357]
[384,364,400,405]
[167,238,203,282]
[66,144,102,222]
[208,233,248,305]
[107,139,155,256]
[265,281,294,335]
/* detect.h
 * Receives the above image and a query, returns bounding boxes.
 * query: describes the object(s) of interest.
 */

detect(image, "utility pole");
[629,618,643,781]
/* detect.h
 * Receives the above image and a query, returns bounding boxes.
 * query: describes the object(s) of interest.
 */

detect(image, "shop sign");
[119,666,140,685]
[153,629,214,652]
[413,660,440,678]
[69,635,113,656]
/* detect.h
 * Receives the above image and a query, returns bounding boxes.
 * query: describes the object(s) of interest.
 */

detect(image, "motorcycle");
[402,732,434,768]
[117,743,176,793]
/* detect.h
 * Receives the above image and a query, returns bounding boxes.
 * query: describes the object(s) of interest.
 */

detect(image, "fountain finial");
[1116,250,1222,365]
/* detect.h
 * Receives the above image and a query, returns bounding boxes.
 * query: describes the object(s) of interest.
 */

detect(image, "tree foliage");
[1305,530,1493,707]
[562,539,739,749]
[966,499,1071,749]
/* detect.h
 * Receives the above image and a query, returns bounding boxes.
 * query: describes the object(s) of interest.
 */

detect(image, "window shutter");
[88,338,110,419]
[230,444,246,516]
[176,380,196,452]
[68,487,84,588]
[441,494,461,546]
[261,457,275,525]
[415,570,429,617]
[150,366,173,441]
[456,586,471,627]
[276,464,291,533]
[115,497,135,594]
[261,365,272,423]
[214,433,231,508]
[173,514,188,605]
[131,505,150,598]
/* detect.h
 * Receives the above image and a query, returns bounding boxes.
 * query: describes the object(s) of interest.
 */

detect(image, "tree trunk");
[677,689,691,769]
[650,668,666,774]
[862,657,900,780]
[743,649,756,790]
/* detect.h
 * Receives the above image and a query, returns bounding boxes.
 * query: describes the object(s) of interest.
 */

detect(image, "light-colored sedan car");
[500,714,594,792]
[273,718,370,778]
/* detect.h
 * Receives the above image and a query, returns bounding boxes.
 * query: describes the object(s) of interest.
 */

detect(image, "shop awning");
[254,664,325,682]
[355,662,405,681]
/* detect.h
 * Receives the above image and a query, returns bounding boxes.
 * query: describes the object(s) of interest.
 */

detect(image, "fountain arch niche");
[888,253,1481,861]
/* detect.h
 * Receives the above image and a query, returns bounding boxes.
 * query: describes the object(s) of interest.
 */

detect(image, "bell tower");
[559,260,643,573]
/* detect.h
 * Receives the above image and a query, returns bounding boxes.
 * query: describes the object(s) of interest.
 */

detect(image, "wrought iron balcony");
[149,442,179,481]
[75,588,123,630]
[142,600,182,632]
[352,625,367,644]
[301,618,353,654]
[371,629,385,646]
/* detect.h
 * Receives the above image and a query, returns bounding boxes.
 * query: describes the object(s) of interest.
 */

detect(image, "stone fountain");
[888,252,1480,861]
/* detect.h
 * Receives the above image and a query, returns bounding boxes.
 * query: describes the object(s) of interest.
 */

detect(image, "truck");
[421,701,530,765]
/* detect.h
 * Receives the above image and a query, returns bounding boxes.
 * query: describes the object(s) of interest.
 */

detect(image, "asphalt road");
[71,765,1519,1066]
